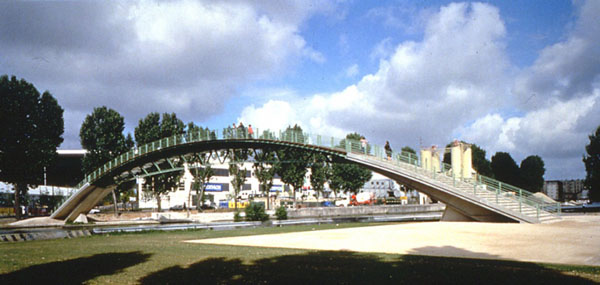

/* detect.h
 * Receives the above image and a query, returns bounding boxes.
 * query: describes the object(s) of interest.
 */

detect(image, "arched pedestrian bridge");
[51,128,561,223]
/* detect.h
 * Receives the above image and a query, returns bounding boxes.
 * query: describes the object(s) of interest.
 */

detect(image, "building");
[562,179,586,201]
[360,173,430,204]
[137,158,289,210]
[543,179,588,202]
[543,180,562,201]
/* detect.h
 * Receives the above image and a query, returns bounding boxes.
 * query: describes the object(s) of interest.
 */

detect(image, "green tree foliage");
[491,152,521,186]
[584,125,600,202]
[253,149,276,210]
[134,112,160,145]
[80,107,130,174]
[275,147,309,206]
[186,122,216,141]
[135,112,184,146]
[153,172,180,212]
[401,146,416,155]
[519,155,545,192]
[275,206,288,220]
[329,133,372,196]
[281,124,305,143]
[330,163,372,196]
[310,153,331,201]
[134,112,185,211]
[80,106,132,215]
[245,202,269,221]
[186,153,214,213]
[230,149,249,210]
[0,75,64,219]
[275,125,310,206]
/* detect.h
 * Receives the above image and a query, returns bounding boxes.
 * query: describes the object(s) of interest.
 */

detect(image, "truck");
[335,192,375,207]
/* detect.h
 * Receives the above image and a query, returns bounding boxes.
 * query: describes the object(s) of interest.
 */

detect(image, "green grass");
[1,223,599,284]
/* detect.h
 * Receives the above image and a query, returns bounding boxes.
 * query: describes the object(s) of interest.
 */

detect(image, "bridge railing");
[343,143,560,220]
[72,127,560,220]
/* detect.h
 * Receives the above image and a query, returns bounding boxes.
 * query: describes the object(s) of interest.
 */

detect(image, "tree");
[134,112,161,145]
[186,153,214,214]
[401,146,416,155]
[310,153,331,201]
[519,155,545,192]
[491,152,521,186]
[0,75,64,219]
[330,163,372,196]
[134,112,185,210]
[329,133,373,196]
[80,106,130,215]
[229,149,249,211]
[186,122,216,141]
[253,149,276,210]
[80,107,130,173]
[135,112,184,146]
[584,125,600,202]
[275,125,311,206]
[153,172,180,212]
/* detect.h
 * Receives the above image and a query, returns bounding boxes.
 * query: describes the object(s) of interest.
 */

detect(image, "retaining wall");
[286,203,445,219]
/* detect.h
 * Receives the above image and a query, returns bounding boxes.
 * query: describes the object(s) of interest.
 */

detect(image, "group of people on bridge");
[224,122,254,139]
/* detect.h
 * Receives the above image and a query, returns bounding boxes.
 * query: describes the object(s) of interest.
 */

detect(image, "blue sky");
[1,1,599,180]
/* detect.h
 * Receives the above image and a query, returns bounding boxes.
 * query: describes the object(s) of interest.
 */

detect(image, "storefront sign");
[205,183,223,192]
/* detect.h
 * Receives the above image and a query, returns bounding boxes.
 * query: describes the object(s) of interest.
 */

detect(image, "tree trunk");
[266,187,270,210]
[234,194,238,211]
[187,187,193,217]
[292,187,296,208]
[156,193,162,212]
[198,186,206,212]
[112,189,119,217]
[14,183,24,220]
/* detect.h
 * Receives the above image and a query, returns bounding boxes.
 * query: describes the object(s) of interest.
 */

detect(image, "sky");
[1,0,599,180]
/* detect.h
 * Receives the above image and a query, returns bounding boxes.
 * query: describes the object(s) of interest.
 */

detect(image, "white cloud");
[244,2,510,145]
[513,0,600,109]
[240,1,600,179]
[0,0,329,148]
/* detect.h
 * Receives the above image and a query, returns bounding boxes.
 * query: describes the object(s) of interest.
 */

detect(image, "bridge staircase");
[347,152,560,223]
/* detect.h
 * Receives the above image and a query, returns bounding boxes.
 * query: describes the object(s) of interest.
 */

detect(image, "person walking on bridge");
[385,141,392,160]
[248,124,254,139]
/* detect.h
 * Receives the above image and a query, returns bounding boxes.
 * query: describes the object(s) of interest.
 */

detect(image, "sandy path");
[186,215,600,266]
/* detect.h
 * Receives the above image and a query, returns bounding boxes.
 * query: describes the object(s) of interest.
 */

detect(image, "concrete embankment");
[1,204,444,242]
[286,204,445,219]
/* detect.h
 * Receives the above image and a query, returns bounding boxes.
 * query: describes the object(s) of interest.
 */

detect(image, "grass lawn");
[1,222,599,284]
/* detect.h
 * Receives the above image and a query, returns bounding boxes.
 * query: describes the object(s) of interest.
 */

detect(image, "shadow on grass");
[1,251,151,285]
[139,248,595,284]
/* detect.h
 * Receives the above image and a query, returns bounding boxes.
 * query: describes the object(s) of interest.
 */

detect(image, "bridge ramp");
[347,153,559,223]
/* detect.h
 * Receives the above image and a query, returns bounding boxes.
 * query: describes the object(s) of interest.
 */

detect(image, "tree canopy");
[490,152,521,187]
[519,155,545,192]
[584,125,600,202]
[135,112,184,146]
[0,75,64,219]
[330,133,373,195]
[80,106,131,174]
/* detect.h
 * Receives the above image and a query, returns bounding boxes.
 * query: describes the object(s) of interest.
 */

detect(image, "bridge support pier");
[441,206,475,222]
[65,186,114,222]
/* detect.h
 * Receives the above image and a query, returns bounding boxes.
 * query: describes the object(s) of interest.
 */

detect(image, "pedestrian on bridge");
[385,141,392,160]
[248,124,254,139]
[360,136,368,154]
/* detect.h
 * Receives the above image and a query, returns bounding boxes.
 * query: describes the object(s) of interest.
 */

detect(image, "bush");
[245,203,269,222]
[275,206,287,220]
[233,211,243,222]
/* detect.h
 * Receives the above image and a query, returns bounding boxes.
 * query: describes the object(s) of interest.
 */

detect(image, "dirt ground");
[187,215,600,266]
